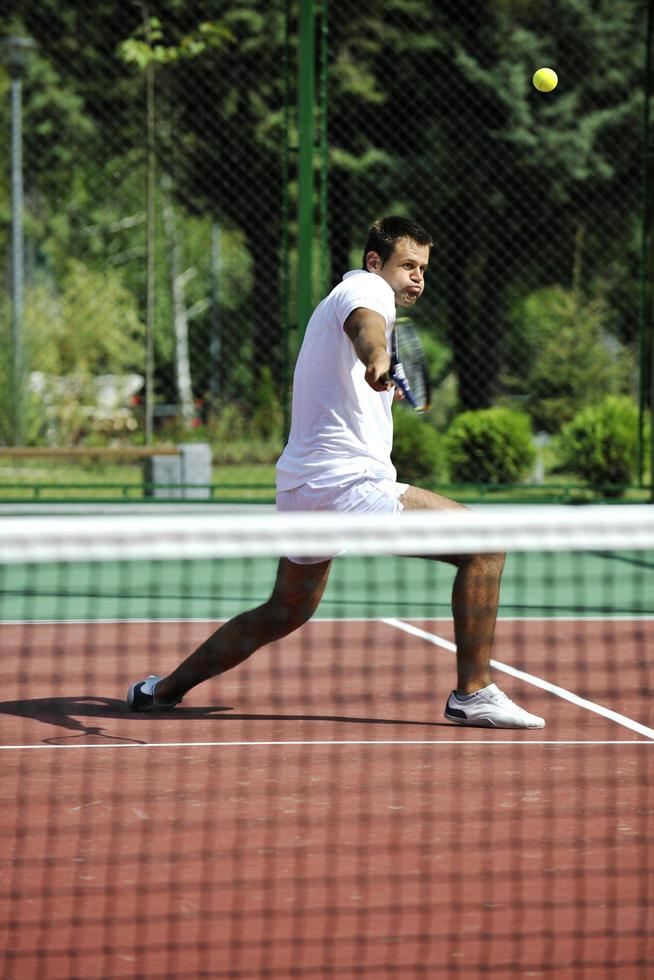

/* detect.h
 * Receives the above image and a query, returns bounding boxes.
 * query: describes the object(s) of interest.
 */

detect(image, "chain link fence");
[0,0,650,488]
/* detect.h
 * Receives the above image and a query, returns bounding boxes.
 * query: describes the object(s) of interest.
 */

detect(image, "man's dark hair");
[361,216,433,269]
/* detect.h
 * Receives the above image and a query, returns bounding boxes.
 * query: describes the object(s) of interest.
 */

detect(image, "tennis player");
[128,216,545,729]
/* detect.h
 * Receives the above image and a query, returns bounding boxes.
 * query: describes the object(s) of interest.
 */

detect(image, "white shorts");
[276,477,409,565]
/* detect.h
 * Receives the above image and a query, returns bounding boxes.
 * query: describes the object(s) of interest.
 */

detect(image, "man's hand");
[365,351,393,392]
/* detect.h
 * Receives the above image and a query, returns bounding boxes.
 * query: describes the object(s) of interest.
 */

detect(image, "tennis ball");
[533,67,558,92]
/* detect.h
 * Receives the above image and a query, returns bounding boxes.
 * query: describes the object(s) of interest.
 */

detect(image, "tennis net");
[1,506,653,978]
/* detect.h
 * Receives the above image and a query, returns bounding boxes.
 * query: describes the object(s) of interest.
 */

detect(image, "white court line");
[0,739,652,750]
[383,618,654,742]
[2,615,654,627]
[3,618,654,746]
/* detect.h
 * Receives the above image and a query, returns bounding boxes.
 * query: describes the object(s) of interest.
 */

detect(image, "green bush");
[446,407,536,484]
[557,396,641,495]
[391,406,444,484]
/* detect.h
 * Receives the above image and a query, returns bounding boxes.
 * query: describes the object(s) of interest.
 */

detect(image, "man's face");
[367,238,430,307]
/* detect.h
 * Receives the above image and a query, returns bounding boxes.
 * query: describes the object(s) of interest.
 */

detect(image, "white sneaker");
[444,683,545,729]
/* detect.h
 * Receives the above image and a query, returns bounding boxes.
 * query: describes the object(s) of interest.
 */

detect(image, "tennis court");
[1,509,653,978]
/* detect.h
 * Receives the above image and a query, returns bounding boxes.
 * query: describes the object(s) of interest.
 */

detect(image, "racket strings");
[394,328,430,411]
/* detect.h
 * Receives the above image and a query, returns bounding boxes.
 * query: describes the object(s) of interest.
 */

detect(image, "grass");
[0,454,650,505]
[425,482,652,504]
[0,458,277,502]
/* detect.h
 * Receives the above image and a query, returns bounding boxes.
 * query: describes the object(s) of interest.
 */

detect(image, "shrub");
[391,406,444,484]
[446,407,535,484]
[557,396,641,495]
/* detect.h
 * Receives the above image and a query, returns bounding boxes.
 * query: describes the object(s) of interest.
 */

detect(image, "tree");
[117,10,231,422]
[151,1,289,384]
[1,0,646,442]
[507,285,634,433]
[322,0,646,409]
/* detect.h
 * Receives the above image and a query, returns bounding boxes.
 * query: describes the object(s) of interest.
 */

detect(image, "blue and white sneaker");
[127,674,182,712]
[444,683,545,729]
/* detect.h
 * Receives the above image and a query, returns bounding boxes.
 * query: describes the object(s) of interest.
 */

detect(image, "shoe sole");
[444,709,545,730]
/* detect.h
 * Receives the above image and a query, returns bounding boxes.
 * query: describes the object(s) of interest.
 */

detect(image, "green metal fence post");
[297,0,316,343]
[642,0,654,498]
[281,0,292,437]
[146,32,156,444]
[318,0,330,297]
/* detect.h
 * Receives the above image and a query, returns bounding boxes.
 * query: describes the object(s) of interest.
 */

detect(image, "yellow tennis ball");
[533,67,558,92]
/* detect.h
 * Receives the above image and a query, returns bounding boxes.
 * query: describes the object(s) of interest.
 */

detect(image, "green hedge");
[446,407,535,484]
[557,396,641,496]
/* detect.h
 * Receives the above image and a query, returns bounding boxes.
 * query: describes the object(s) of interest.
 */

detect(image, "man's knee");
[264,595,316,637]
[460,551,506,576]
[479,551,505,577]
[265,558,330,637]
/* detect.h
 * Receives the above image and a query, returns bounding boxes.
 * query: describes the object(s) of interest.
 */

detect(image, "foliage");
[391,406,444,484]
[0,262,144,444]
[417,331,458,429]
[0,0,647,460]
[24,261,144,375]
[287,0,648,411]
[118,17,233,69]
[557,396,642,496]
[156,380,284,462]
[202,402,282,464]
[446,407,535,484]
[506,286,634,433]
[251,366,283,441]
[0,44,97,266]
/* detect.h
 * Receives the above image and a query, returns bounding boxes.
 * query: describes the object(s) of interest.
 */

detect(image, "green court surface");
[2,549,653,622]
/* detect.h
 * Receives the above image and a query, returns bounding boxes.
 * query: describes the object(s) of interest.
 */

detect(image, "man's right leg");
[129,557,332,710]
[399,484,544,729]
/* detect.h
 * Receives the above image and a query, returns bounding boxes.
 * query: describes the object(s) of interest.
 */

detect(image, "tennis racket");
[389,321,431,413]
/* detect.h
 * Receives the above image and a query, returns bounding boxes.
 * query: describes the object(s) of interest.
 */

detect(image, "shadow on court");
[0,696,447,743]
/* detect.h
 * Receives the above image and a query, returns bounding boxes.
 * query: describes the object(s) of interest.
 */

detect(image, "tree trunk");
[161,175,194,423]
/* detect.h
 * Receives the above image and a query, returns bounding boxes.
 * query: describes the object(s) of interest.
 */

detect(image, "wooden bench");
[0,446,180,459]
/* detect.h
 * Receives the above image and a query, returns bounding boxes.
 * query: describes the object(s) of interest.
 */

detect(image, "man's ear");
[366,250,382,273]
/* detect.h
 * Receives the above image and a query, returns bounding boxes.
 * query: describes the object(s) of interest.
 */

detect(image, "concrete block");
[179,442,212,498]
[144,455,183,498]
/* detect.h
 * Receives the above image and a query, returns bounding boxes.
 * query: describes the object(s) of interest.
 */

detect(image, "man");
[128,216,544,729]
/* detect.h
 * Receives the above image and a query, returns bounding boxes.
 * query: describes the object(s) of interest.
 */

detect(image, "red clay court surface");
[1,617,653,978]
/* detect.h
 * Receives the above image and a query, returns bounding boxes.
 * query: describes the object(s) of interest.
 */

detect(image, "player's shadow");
[0,696,446,743]
[0,696,148,744]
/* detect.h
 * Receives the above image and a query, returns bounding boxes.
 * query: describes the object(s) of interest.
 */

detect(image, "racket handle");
[390,363,418,409]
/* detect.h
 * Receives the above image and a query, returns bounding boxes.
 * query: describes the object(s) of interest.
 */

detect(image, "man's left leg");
[128,557,332,711]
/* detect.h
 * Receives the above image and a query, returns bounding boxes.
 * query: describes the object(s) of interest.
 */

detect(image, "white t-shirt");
[276,270,397,491]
